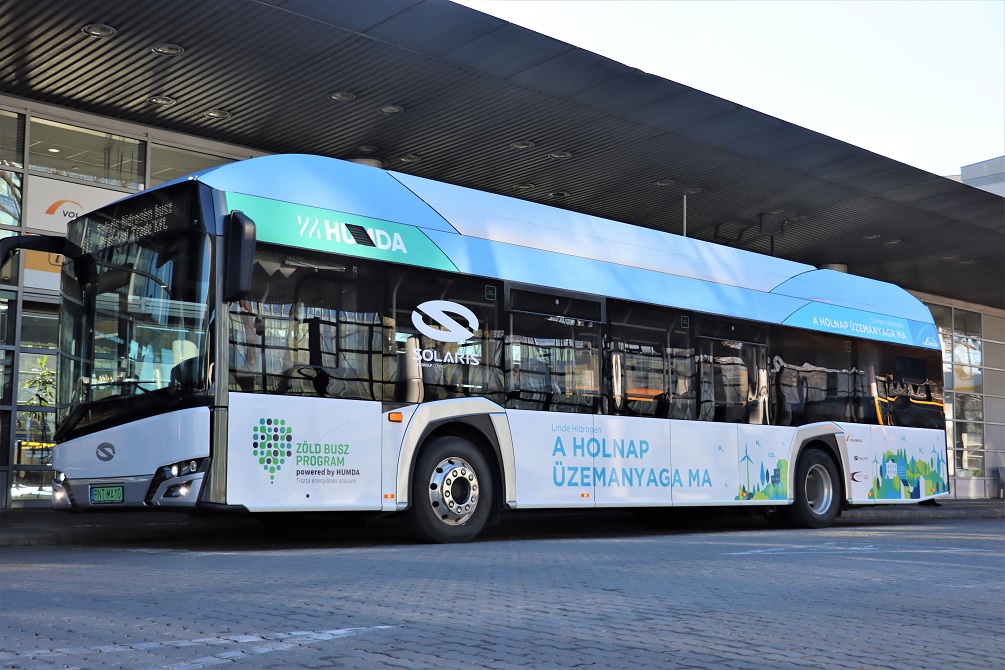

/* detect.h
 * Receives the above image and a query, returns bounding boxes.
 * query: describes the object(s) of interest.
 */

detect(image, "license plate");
[90,485,124,504]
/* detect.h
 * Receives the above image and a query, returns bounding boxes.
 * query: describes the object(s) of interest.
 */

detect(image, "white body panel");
[54,407,210,477]
[838,422,948,503]
[592,415,672,507]
[669,421,739,504]
[226,393,382,511]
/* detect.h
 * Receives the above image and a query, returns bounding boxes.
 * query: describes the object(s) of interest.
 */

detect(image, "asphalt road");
[1,516,1002,669]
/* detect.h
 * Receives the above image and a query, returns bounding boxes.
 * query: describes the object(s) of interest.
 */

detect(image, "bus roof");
[189,154,938,349]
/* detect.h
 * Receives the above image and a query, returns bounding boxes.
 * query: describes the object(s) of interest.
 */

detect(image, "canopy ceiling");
[2,0,1002,308]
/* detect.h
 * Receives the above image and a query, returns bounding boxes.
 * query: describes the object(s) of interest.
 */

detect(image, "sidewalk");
[1,500,1002,548]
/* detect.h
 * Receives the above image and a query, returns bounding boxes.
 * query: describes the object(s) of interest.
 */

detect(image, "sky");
[453,0,1005,177]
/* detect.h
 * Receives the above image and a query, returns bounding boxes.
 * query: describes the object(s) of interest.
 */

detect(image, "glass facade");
[925,302,1005,498]
[0,100,251,507]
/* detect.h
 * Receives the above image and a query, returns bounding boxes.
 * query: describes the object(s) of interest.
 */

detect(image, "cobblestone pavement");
[1,517,1002,669]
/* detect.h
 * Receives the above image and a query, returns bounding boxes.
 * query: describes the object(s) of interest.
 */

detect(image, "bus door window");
[696,319,767,424]
[506,289,601,413]
[388,269,504,405]
[606,300,694,419]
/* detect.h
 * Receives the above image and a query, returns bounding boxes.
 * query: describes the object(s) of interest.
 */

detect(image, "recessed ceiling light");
[548,151,572,160]
[862,233,882,240]
[941,254,959,260]
[151,43,184,56]
[883,238,902,245]
[328,91,356,102]
[47,148,60,153]
[146,95,176,106]
[960,259,978,265]
[82,23,116,38]
[683,187,704,195]
[398,154,421,163]
[548,191,570,198]
[379,104,404,114]
[788,214,810,222]
[356,145,378,154]
[510,141,535,150]
[766,209,785,215]
[513,183,536,190]
[204,108,232,119]
[653,178,676,187]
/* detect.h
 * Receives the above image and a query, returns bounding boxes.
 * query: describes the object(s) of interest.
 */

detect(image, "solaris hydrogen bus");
[0,154,949,542]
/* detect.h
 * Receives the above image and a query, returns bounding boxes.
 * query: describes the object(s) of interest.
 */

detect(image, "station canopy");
[2,0,1002,309]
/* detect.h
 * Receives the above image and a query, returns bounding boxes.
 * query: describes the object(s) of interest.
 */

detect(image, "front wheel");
[407,436,494,543]
[783,447,841,528]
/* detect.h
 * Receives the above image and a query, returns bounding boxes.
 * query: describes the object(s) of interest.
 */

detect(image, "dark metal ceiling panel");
[364,1,502,57]
[273,0,423,33]
[1,0,1001,308]
[443,23,571,78]
[510,48,633,99]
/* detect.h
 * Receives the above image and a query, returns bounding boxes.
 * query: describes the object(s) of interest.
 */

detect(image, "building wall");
[0,96,1001,506]
[0,95,263,508]
[961,156,1005,197]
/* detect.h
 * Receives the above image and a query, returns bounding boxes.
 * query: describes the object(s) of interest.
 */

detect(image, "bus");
[0,154,949,542]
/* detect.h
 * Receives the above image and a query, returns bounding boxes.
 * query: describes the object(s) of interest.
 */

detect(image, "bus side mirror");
[223,210,256,302]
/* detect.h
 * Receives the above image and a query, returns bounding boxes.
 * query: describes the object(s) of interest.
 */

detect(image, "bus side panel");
[226,393,382,511]
[592,415,671,507]
[507,409,596,508]
[838,422,949,503]
[735,424,797,504]
[668,421,739,504]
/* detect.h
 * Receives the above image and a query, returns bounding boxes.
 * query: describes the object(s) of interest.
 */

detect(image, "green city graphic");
[736,444,789,501]
[252,417,293,482]
[869,447,948,500]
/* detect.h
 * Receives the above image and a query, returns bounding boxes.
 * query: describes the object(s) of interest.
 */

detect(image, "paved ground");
[0,515,1002,670]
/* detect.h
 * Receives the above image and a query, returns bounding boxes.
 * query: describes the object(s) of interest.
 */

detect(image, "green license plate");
[90,485,124,504]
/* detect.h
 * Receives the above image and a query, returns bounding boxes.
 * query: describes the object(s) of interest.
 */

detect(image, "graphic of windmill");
[739,444,754,496]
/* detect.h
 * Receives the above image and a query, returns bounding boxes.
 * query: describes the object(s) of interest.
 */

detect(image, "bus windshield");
[55,183,213,440]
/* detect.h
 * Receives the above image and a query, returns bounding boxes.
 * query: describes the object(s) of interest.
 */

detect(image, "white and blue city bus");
[0,154,949,542]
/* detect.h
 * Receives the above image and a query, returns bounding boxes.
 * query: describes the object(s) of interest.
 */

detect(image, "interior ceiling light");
[653,178,676,187]
[82,23,116,38]
[683,187,704,195]
[788,214,810,222]
[547,151,572,160]
[883,238,902,245]
[398,154,421,163]
[548,191,570,198]
[765,209,785,215]
[960,259,978,265]
[204,108,232,119]
[513,183,536,190]
[151,43,184,56]
[510,140,535,150]
[47,148,60,153]
[862,233,882,240]
[146,95,176,106]
[328,91,356,102]
[941,254,959,260]
[379,104,404,114]
[356,145,378,153]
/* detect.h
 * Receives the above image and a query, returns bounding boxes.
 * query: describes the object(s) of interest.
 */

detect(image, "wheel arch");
[395,398,515,510]
[789,423,849,506]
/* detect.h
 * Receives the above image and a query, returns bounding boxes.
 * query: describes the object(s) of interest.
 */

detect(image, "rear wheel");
[783,447,840,528]
[407,436,494,543]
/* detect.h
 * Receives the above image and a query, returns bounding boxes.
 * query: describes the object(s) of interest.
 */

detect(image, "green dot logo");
[251,417,293,482]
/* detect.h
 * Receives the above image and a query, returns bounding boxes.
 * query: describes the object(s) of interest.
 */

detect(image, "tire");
[783,447,841,528]
[407,435,494,543]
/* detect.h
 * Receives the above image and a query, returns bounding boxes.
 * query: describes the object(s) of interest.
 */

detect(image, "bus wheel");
[407,436,494,543]
[783,448,840,528]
